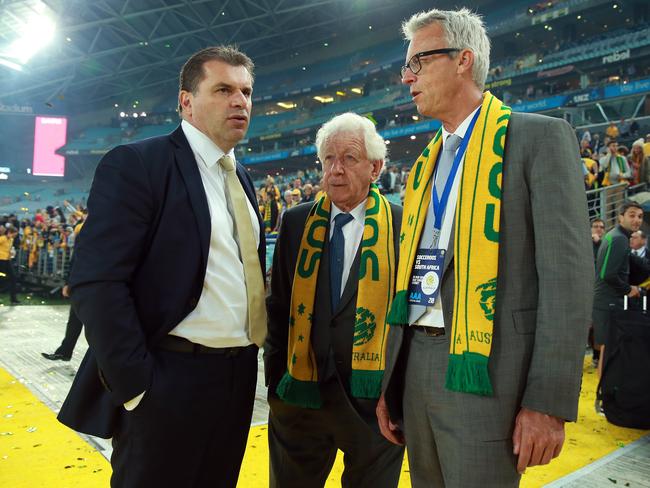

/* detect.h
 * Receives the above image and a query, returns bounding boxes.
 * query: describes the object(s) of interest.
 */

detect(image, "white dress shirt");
[124,120,260,411]
[329,200,367,297]
[170,120,260,347]
[416,106,481,328]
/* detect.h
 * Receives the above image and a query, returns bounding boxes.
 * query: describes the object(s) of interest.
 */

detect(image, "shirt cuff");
[124,391,145,411]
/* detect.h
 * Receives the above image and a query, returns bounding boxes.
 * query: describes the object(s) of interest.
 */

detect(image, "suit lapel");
[170,127,211,270]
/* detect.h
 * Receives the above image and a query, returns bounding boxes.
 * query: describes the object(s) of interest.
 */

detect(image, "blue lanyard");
[432,108,481,232]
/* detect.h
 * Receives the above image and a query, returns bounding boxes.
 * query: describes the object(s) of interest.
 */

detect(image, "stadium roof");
[0,0,493,113]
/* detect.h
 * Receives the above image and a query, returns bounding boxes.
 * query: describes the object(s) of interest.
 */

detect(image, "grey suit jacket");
[382,112,593,439]
[265,199,402,427]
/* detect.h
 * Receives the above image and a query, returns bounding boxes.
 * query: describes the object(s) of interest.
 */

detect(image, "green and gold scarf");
[387,91,511,396]
[277,184,396,408]
[263,199,280,232]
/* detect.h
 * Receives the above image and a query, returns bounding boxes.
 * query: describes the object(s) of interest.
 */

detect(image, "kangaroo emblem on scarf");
[277,184,396,408]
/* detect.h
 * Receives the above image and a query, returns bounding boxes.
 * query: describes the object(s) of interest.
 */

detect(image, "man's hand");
[628,285,641,298]
[512,407,565,474]
[62,285,70,298]
[376,393,405,445]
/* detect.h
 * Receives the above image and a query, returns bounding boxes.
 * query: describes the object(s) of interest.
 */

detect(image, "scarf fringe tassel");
[386,290,409,325]
[445,352,494,396]
[350,370,383,399]
[276,371,322,409]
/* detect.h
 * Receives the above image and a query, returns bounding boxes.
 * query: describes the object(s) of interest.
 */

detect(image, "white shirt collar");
[181,119,235,168]
[330,199,367,225]
[441,105,481,149]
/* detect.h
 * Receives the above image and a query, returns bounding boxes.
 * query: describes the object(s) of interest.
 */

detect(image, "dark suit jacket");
[629,252,650,286]
[58,126,265,438]
[265,200,402,427]
[382,112,594,440]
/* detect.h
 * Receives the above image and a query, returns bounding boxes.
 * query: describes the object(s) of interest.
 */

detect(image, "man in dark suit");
[629,229,650,286]
[630,229,649,258]
[265,113,404,487]
[58,46,266,488]
[376,8,592,487]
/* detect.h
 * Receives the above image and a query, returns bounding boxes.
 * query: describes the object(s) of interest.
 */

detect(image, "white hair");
[402,8,490,91]
[315,112,387,163]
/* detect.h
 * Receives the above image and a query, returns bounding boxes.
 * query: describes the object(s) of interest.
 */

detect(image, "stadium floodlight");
[1,12,56,68]
[0,58,23,71]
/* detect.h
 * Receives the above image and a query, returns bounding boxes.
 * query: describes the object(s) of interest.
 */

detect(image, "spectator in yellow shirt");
[0,227,19,304]
[606,122,620,139]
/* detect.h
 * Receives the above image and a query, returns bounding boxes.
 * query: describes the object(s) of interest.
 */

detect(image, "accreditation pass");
[407,248,445,306]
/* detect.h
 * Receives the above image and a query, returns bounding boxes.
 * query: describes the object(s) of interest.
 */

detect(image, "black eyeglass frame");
[400,48,460,77]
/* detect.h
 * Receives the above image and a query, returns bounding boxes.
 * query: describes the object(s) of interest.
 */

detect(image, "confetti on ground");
[0,368,110,487]
[0,354,647,487]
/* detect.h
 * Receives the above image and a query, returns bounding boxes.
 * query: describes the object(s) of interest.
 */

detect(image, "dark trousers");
[110,345,258,488]
[268,377,404,488]
[55,307,83,358]
[0,259,17,301]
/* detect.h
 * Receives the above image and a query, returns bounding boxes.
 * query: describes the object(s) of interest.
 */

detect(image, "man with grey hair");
[377,8,592,487]
[265,112,404,487]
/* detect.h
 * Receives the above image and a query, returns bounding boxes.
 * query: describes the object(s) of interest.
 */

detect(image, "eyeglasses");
[400,48,460,77]
[322,155,361,169]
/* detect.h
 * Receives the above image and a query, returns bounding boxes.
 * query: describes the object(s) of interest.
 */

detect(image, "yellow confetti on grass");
[0,358,647,487]
[0,368,110,487]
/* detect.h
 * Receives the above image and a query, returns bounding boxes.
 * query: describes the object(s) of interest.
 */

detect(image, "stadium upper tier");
[58,18,650,158]
[252,40,405,102]
[489,23,650,82]
[248,21,648,102]
[0,183,89,215]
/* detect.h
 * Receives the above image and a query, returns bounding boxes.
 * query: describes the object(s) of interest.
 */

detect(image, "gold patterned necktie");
[219,155,267,347]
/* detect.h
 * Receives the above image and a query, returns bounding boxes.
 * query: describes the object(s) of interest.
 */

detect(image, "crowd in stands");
[0,202,86,279]
[489,21,650,85]
[580,122,650,190]
[254,165,408,235]
[3,117,650,303]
